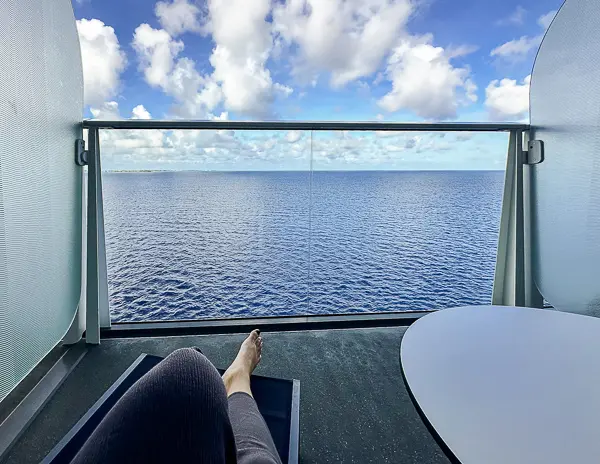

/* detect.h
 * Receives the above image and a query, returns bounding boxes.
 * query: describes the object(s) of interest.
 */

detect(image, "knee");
[165,347,209,367]
[162,348,220,382]
[146,348,227,402]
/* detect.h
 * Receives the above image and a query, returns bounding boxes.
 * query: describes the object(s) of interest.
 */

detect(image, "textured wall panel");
[0,0,83,399]
[530,0,600,315]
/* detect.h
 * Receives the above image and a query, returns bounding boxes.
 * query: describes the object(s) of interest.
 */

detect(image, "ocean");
[103,171,504,322]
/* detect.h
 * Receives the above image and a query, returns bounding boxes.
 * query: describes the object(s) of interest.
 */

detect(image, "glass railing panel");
[100,129,311,321]
[308,131,507,313]
[99,127,508,321]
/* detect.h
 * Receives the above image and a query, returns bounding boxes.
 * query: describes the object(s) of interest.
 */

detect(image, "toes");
[249,329,260,341]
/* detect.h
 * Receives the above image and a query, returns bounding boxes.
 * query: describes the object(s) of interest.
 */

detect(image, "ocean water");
[103,171,504,322]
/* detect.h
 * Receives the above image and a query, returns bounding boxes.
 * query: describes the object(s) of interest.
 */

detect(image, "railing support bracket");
[75,139,88,166]
[525,140,544,165]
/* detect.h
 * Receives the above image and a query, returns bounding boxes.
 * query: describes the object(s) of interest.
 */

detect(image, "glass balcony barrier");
[82,121,526,324]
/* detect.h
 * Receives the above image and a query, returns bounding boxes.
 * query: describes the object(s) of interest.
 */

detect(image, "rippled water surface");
[103,171,504,321]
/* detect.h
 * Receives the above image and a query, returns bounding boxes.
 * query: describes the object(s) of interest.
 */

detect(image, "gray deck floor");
[4,327,449,464]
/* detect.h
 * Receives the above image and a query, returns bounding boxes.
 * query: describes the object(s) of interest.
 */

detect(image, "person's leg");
[223,330,282,464]
[71,347,237,464]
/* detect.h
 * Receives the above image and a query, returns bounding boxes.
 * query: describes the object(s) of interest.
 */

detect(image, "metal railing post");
[514,130,526,306]
[86,128,100,344]
[492,129,528,307]
[492,131,516,305]
[86,127,110,345]
[96,134,110,329]
[523,130,544,308]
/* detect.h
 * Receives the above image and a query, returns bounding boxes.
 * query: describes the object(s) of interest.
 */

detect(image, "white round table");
[401,305,600,464]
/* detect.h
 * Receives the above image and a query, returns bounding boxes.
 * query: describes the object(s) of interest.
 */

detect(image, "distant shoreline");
[105,170,170,173]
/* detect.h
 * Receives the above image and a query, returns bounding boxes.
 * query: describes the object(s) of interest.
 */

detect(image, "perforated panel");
[530,0,600,315]
[0,0,83,399]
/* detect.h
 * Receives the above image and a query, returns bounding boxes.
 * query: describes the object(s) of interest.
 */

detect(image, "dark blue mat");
[43,354,299,464]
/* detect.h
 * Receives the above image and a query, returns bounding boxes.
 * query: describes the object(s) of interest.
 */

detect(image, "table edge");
[400,347,463,464]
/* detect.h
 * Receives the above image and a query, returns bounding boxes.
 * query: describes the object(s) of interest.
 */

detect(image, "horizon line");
[102,168,505,173]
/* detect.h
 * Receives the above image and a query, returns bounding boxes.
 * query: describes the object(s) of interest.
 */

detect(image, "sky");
[73,0,563,170]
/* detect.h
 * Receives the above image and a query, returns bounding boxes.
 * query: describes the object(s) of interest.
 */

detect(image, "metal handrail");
[83,119,529,132]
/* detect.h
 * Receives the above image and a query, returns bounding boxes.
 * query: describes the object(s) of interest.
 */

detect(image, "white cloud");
[375,130,400,138]
[490,35,540,60]
[77,19,127,106]
[285,130,303,143]
[90,101,121,119]
[485,75,530,121]
[90,102,166,157]
[274,83,294,98]
[486,10,554,119]
[132,105,152,119]
[377,36,477,120]
[164,57,223,117]
[204,0,292,116]
[405,137,417,149]
[446,44,479,60]
[132,24,221,118]
[155,0,202,36]
[132,0,293,118]
[538,10,557,29]
[269,0,477,119]
[91,102,152,121]
[491,10,557,61]
[272,0,413,87]
[496,6,527,26]
[308,131,460,166]
[132,24,184,89]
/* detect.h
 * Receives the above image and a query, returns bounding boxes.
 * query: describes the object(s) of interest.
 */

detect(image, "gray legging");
[71,348,282,464]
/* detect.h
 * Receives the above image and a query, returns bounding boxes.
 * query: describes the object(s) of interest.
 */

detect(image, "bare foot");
[223,329,262,397]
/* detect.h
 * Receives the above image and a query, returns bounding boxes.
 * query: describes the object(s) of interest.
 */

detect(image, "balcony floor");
[3,327,449,464]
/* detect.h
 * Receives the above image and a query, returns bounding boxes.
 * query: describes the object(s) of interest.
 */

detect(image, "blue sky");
[73,0,563,170]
